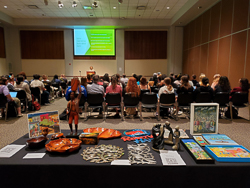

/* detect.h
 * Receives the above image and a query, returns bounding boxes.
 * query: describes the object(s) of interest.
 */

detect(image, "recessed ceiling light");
[72,1,77,8]
[113,7,117,9]
[4,6,7,8]
[166,7,170,9]
[198,6,202,9]
[58,1,64,8]
[83,6,93,9]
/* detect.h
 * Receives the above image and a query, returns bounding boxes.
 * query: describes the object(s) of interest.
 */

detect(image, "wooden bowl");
[51,132,64,140]
[83,128,121,139]
[26,136,48,149]
[45,138,82,153]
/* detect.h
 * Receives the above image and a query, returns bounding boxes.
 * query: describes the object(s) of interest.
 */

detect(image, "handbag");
[71,78,79,92]
[32,94,40,111]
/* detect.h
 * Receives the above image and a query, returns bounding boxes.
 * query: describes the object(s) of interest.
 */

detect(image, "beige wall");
[73,60,117,77]
[0,58,7,75]
[22,59,65,80]
[125,59,167,77]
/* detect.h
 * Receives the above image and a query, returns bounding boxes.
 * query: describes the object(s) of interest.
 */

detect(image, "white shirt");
[30,80,44,94]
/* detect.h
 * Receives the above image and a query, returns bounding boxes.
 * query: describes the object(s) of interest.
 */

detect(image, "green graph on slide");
[84,29,115,55]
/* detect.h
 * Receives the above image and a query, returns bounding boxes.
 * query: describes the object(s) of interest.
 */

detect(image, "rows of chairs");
[78,91,249,121]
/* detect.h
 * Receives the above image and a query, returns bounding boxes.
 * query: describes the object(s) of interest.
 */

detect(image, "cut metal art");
[127,143,156,164]
[81,144,124,163]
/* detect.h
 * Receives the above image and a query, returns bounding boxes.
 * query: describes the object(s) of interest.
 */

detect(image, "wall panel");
[218,36,231,77]
[20,31,64,59]
[220,0,233,37]
[229,31,247,88]
[209,2,221,41]
[192,46,201,77]
[233,0,249,33]
[245,30,250,81]
[200,44,208,76]
[125,31,167,59]
[183,25,189,50]
[207,41,218,82]
[0,27,6,58]
[189,21,195,48]
[201,10,211,44]
[194,16,202,46]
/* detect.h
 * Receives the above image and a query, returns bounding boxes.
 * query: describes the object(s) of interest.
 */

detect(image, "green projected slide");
[74,29,115,56]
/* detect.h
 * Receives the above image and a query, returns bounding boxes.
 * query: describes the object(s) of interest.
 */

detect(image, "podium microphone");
[79,70,81,76]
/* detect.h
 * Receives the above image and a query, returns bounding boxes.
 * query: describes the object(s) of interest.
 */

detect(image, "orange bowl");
[45,138,82,153]
[83,128,121,139]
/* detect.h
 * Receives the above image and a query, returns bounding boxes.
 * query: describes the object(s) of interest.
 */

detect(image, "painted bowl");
[26,136,48,149]
[45,138,82,153]
[83,128,121,139]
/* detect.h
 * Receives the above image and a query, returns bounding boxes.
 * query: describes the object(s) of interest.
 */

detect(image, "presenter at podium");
[87,66,95,76]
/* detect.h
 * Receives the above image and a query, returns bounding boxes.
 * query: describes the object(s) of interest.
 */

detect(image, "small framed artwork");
[27,111,61,138]
[181,138,214,164]
[190,103,219,135]
[205,145,250,162]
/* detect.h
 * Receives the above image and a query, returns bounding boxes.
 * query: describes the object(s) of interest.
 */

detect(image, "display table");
[1,130,250,188]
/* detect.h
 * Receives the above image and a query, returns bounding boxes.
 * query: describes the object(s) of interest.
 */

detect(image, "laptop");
[10,92,18,98]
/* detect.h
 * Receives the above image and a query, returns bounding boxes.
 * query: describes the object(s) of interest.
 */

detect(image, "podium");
[86,71,96,76]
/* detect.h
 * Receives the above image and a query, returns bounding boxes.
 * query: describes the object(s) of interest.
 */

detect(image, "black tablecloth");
[1,129,250,188]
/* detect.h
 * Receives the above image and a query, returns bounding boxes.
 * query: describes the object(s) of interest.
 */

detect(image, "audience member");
[30,74,50,104]
[0,77,22,117]
[18,71,29,85]
[120,74,128,84]
[211,74,221,90]
[103,73,110,83]
[177,75,193,94]
[139,77,151,92]
[65,77,87,101]
[158,77,175,97]
[4,75,15,91]
[169,76,178,89]
[14,75,32,102]
[198,73,206,86]
[9,72,16,85]
[214,76,231,93]
[125,77,140,116]
[185,74,194,87]
[230,78,249,99]
[87,74,92,84]
[52,75,61,84]
[42,74,50,82]
[87,75,104,116]
[174,74,182,87]
[194,77,213,100]
[106,76,122,118]
[191,74,199,87]
[60,74,67,83]
[137,75,142,85]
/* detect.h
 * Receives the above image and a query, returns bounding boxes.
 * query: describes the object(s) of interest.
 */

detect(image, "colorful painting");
[202,134,238,145]
[181,139,214,164]
[27,111,61,138]
[190,103,219,135]
[193,136,209,146]
[205,145,250,162]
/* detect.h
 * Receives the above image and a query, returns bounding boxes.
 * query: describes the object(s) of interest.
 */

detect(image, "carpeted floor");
[0,97,250,149]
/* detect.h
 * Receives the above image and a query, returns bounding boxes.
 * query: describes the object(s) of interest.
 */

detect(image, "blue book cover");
[202,134,238,145]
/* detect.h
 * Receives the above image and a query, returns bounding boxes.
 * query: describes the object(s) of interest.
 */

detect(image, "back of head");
[87,74,91,80]
[92,75,99,84]
[137,75,142,82]
[192,74,196,80]
[0,76,7,85]
[185,74,190,80]
[42,74,47,80]
[213,74,221,83]
[218,76,230,92]
[199,73,206,82]
[33,74,40,80]
[16,75,24,85]
[240,78,249,92]
[127,77,139,95]
[164,77,173,91]
[181,75,189,87]
[170,72,174,77]
[81,77,87,86]
[140,77,147,86]
[54,75,58,80]
[116,73,120,81]
[202,77,209,86]
[111,76,117,90]
[122,74,126,78]
[19,71,27,79]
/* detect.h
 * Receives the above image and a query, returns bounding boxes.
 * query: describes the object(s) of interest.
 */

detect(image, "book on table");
[202,134,238,145]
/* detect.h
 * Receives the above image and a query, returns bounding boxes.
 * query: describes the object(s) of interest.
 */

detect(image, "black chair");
[30,87,41,104]
[105,93,122,120]
[122,93,140,120]
[16,90,28,112]
[52,83,60,97]
[140,89,150,101]
[151,86,158,93]
[213,92,230,119]
[195,92,212,103]
[60,82,67,90]
[85,93,104,120]
[0,94,8,121]
[177,92,193,120]
[140,92,158,120]
[230,92,249,120]
[158,93,176,120]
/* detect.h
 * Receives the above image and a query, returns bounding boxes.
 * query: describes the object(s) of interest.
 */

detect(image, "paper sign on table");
[111,160,131,165]
[0,144,25,158]
[23,153,46,159]
[160,150,186,166]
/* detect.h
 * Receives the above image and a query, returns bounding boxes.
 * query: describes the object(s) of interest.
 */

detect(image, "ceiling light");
[44,0,48,6]
[58,1,64,8]
[198,6,202,9]
[4,6,7,8]
[83,6,93,9]
[92,1,98,8]
[113,7,117,9]
[166,7,170,9]
[118,0,123,4]
[72,1,77,7]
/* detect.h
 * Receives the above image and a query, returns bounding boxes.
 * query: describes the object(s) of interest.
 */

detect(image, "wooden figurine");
[172,126,181,150]
[152,123,165,151]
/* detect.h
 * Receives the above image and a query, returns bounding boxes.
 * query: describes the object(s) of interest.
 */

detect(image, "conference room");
[0,0,250,187]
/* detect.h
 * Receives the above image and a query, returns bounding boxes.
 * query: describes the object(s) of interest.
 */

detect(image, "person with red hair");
[125,77,140,115]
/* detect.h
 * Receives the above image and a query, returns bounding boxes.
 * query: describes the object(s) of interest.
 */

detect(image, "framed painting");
[205,145,250,162]
[190,103,219,135]
[181,138,214,164]
[27,111,61,138]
